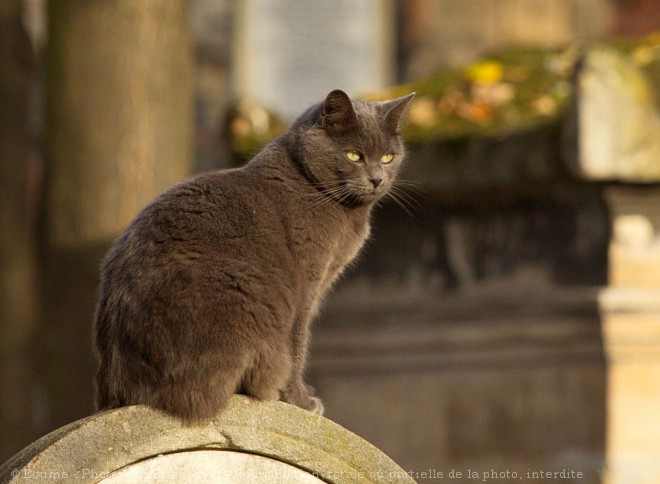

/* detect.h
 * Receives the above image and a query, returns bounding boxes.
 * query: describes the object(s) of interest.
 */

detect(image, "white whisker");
[383,183,420,220]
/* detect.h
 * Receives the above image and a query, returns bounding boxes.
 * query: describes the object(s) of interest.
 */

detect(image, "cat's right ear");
[382,92,416,134]
[321,90,358,134]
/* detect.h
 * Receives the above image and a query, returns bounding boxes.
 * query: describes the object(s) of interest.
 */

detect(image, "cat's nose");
[369,177,382,188]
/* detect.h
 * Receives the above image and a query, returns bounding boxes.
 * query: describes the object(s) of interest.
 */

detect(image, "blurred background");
[2,0,660,482]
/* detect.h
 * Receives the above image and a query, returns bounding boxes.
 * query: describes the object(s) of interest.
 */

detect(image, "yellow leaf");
[466,60,504,84]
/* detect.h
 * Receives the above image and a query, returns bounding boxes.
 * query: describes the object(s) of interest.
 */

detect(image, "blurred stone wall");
[399,0,615,81]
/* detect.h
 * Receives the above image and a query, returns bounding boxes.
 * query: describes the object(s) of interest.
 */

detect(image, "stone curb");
[0,396,415,483]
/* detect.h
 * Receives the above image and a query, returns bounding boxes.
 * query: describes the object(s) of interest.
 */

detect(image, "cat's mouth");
[319,180,387,207]
[350,183,387,204]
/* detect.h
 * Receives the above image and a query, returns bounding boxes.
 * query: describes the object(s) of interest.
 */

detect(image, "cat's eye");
[381,153,394,164]
[346,150,362,162]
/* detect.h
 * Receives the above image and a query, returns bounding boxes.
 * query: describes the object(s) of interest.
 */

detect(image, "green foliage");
[367,47,574,142]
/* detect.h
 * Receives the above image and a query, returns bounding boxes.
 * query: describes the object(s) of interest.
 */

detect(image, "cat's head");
[292,89,415,206]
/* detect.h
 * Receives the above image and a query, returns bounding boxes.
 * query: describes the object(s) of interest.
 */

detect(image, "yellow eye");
[381,153,394,164]
[346,150,362,162]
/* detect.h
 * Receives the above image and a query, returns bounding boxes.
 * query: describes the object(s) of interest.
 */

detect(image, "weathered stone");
[400,0,612,80]
[606,186,660,287]
[573,46,660,182]
[599,185,660,484]
[0,396,414,483]
[402,123,562,190]
[600,306,660,484]
[103,451,323,483]
[232,0,394,120]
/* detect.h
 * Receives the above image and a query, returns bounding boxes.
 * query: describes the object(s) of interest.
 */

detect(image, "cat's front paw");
[307,395,324,415]
[281,383,324,415]
[304,384,324,415]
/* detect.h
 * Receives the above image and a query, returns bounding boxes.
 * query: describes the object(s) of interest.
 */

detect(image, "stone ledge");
[0,396,414,483]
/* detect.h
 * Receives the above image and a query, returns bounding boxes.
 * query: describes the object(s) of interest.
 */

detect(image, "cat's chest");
[333,216,370,265]
[294,209,370,287]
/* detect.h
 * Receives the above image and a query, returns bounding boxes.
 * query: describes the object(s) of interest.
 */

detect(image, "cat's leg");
[280,313,324,415]
[241,343,291,402]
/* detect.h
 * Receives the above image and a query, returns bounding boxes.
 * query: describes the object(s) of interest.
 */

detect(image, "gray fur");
[94,89,415,422]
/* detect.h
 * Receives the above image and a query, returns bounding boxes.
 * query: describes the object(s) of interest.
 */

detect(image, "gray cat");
[94,89,415,422]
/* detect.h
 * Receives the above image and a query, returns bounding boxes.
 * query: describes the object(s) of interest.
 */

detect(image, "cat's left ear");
[382,92,416,134]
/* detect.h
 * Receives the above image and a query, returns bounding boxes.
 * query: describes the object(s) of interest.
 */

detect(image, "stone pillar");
[601,187,660,483]
[572,45,660,483]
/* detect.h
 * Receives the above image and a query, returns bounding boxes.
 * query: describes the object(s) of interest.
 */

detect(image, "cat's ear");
[321,89,358,134]
[382,92,416,134]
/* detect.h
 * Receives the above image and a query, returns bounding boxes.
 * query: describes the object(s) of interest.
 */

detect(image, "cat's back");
[116,151,282,248]
[100,146,307,301]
